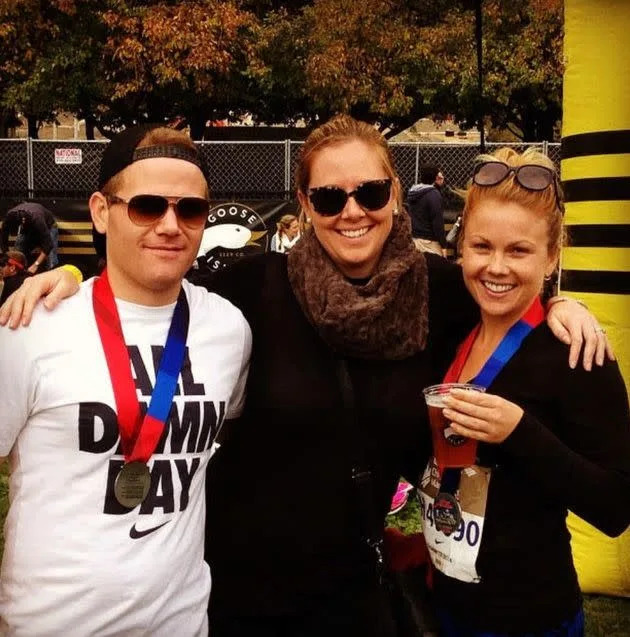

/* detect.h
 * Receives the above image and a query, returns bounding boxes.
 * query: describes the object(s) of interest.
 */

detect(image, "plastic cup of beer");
[423,383,486,469]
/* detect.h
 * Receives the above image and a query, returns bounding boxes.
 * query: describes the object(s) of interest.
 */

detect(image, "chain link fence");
[0,138,561,201]
[0,140,30,195]
[199,141,286,197]
[30,140,105,196]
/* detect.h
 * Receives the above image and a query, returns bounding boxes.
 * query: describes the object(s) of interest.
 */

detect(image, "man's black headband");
[97,124,205,191]
[131,145,202,169]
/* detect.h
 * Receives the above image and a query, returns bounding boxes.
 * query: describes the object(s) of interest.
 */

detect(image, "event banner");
[0,198,299,278]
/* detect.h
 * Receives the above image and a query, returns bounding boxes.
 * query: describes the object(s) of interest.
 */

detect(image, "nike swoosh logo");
[129,520,171,539]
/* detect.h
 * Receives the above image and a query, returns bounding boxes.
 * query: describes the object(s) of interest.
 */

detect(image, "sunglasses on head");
[307,178,392,216]
[105,194,209,228]
[473,161,563,212]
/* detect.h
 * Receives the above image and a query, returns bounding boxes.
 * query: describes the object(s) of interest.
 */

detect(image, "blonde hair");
[276,214,298,236]
[459,147,565,257]
[295,114,402,228]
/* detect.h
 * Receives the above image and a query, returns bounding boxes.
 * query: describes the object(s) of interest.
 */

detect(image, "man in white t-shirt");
[0,126,251,636]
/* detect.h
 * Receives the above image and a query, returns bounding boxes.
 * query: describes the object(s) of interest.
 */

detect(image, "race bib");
[418,458,491,583]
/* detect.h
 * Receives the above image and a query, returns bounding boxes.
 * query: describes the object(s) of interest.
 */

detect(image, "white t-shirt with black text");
[0,278,251,636]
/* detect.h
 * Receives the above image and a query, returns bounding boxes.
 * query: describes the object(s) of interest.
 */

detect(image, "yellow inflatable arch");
[562,0,630,597]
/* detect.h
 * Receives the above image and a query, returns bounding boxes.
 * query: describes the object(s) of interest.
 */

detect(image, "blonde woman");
[270,214,300,253]
[420,148,629,636]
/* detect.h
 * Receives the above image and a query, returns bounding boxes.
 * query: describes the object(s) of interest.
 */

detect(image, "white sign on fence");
[54,148,83,165]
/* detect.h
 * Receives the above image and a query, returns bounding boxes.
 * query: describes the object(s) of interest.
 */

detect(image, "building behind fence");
[0,138,561,206]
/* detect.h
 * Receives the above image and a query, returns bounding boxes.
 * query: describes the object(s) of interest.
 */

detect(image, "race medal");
[114,461,151,508]
[433,491,461,536]
[93,271,189,507]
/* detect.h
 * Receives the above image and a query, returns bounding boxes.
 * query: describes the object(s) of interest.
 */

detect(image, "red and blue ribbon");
[93,270,189,464]
[444,297,545,388]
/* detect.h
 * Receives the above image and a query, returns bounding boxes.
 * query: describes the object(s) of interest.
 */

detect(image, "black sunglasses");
[473,161,563,212]
[106,194,209,228]
[307,178,392,216]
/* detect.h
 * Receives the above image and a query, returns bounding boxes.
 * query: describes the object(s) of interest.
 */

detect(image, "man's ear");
[89,192,109,234]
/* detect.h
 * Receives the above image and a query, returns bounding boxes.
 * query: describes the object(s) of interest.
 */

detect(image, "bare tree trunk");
[188,112,207,141]
[85,114,96,140]
[27,115,39,139]
[0,111,9,138]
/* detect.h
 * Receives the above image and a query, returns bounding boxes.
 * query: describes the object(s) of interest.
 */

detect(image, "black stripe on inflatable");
[561,270,630,295]
[568,224,630,248]
[563,177,630,202]
[562,130,630,159]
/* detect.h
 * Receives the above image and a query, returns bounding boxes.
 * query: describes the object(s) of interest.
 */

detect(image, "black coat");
[191,253,477,633]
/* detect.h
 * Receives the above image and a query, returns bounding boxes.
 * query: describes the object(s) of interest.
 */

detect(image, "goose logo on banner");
[196,202,268,272]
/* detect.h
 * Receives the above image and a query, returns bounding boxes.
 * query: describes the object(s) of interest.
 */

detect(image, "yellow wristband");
[60,264,83,284]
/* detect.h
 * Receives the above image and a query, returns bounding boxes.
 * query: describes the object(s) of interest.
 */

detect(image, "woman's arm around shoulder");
[0,266,80,328]
[426,253,614,370]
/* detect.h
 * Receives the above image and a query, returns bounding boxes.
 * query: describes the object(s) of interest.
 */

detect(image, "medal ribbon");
[435,297,546,526]
[93,270,190,463]
[443,296,545,387]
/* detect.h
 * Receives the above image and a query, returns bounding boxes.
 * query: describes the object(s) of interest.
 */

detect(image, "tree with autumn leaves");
[0,0,107,137]
[0,0,564,140]
[423,0,563,141]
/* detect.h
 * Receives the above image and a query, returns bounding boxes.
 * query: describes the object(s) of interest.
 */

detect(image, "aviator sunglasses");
[307,178,392,216]
[473,161,563,212]
[106,194,210,228]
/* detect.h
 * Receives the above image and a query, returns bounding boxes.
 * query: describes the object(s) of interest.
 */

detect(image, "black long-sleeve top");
[433,323,630,632]
[190,253,478,627]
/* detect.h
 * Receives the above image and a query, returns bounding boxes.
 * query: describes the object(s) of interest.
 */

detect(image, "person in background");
[270,214,301,253]
[0,116,610,637]
[418,148,630,636]
[407,163,447,258]
[0,251,31,305]
[0,125,251,636]
[0,202,58,273]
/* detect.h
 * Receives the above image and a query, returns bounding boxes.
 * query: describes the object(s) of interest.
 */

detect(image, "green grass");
[388,493,630,636]
[582,595,630,637]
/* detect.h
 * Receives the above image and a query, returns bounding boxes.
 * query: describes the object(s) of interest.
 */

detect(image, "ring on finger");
[595,326,606,334]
